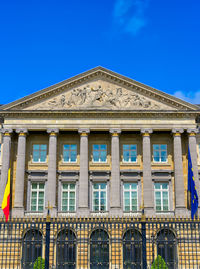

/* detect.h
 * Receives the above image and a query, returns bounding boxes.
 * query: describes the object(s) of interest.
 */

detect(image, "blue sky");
[0,0,200,105]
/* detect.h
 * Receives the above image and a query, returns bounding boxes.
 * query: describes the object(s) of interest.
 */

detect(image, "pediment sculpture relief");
[26,83,172,110]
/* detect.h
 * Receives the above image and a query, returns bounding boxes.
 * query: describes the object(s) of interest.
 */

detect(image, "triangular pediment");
[23,80,176,111]
[1,67,199,111]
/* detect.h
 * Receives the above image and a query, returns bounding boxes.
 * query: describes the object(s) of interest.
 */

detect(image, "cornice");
[0,110,199,119]
[0,67,199,111]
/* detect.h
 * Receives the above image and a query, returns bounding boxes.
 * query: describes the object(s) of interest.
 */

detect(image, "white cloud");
[173,90,200,105]
[113,0,149,35]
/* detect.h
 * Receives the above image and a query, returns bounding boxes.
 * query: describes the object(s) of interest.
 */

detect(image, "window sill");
[155,211,175,215]
[25,211,44,217]
[29,163,48,167]
[123,211,142,216]
[59,163,80,167]
[91,211,109,217]
[120,163,140,166]
[57,212,76,217]
[92,161,108,164]
[90,163,110,167]
[151,163,171,167]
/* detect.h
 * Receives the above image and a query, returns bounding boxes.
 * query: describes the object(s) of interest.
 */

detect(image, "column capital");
[172,128,184,136]
[78,128,90,136]
[141,128,153,136]
[1,128,13,136]
[16,128,28,136]
[187,128,198,136]
[47,128,59,135]
[109,128,121,136]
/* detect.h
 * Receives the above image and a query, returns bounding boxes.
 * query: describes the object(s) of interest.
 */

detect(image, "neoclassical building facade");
[0,66,200,219]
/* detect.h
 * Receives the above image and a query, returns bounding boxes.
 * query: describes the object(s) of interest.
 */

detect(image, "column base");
[12,207,25,218]
[77,207,90,217]
[49,207,57,217]
[144,207,155,217]
[0,209,4,219]
[175,207,188,217]
[110,207,123,217]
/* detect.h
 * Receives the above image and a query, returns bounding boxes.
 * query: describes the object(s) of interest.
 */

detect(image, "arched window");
[157,229,177,269]
[22,229,42,269]
[123,229,142,269]
[90,229,109,269]
[56,229,76,269]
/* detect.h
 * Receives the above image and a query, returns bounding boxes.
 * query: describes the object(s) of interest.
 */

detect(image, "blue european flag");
[188,147,199,219]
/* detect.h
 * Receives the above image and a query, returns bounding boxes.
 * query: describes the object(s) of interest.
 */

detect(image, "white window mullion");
[67,185,70,211]
[105,184,107,211]
[129,185,132,211]
[161,187,163,211]
[36,184,39,211]
[99,185,101,211]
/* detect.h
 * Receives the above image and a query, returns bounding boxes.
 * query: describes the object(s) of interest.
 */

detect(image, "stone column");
[46,128,59,217]
[187,129,200,208]
[78,128,90,216]
[110,128,121,215]
[13,129,28,217]
[0,129,12,217]
[141,129,153,216]
[172,129,185,215]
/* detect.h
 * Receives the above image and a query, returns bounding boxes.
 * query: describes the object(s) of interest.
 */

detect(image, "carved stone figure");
[27,81,172,111]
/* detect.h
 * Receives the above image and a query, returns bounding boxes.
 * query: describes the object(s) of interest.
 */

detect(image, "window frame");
[0,143,2,164]
[157,229,178,268]
[61,182,76,212]
[198,143,200,163]
[22,229,43,268]
[122,144,137,163]
[153,144,168,163]
[123,183,138,212]
[92,144,107,163]
[62,144,77,163]
[154,182,169,212]
[32,144,47,163]
[92,182,107,212]
[30,182,45,212]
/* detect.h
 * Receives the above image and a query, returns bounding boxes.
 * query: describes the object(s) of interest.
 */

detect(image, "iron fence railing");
[0,218,200,269]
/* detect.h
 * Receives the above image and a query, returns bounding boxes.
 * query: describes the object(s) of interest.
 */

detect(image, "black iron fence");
[0,217,200,269]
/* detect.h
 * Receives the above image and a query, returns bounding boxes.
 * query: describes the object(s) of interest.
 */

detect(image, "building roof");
[0,67,199,112]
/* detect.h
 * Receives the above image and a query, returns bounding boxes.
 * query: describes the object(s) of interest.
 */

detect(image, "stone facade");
[0,67,199,219]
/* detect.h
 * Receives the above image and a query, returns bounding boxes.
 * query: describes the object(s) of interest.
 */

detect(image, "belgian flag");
[1,168,10,222]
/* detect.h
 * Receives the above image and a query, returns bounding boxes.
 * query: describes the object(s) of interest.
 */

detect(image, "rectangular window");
[32,144,47,163]
[123,144,137,163]
[93,144,107,163]
[154,183,169,211]
[92,183,107,212]
[61,183,76,212]
[153,144,167,163]
[63,144,77,163]
[30,183,45,212]
[123,183,138,212]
